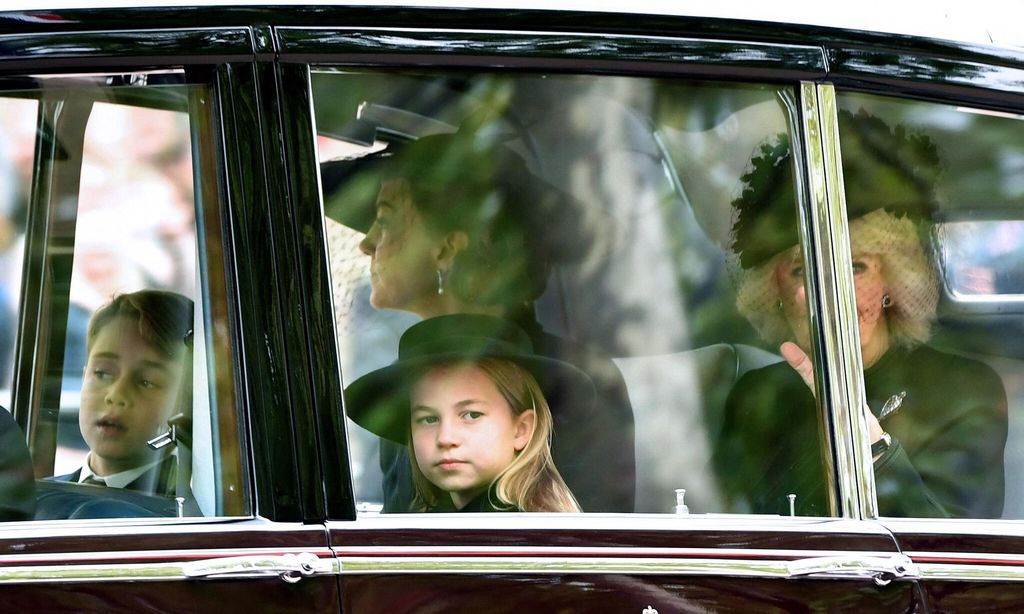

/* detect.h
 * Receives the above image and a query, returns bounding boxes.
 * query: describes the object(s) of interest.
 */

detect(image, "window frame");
[822,45,1024,522]
[0,22,340,601]
[0,25,302,524]
[276,23,886,523]
[817,42,1024,592]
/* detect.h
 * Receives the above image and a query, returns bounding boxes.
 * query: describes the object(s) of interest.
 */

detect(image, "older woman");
[714,110,1007,518]
[324,130,635,513]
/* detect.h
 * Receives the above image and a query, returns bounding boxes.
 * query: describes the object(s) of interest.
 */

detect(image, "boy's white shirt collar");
[78,452,168,489]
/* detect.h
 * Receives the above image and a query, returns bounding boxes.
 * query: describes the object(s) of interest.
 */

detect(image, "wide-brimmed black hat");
[320,130,592,264]
[344,314,595,444]
[731,109,942,269]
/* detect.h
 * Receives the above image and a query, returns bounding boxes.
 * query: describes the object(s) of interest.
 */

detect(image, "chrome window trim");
[798,81,877,519]
[818,81,878,520]
[0,515,257,536]
[883,518,1024,534]
[332,513,893,535]
[0,546,331,566]
[0,517,323,544]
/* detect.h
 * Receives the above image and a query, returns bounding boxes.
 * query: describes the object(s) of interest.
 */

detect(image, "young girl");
[344,314,591,513]
[408,357,578,512]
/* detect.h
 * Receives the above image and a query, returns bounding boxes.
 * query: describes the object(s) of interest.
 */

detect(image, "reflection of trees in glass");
[0,97,35,392]
[655,83,790,350]
[314,72,821,512]
[839,93,1024,299]
[510,75,692,357]
[313,72,794,354]
[838,93,1024,210]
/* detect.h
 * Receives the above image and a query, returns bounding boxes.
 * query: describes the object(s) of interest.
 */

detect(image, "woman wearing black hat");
[714,110,1007,518]
[326,130,635,513]
[345,314,588,512]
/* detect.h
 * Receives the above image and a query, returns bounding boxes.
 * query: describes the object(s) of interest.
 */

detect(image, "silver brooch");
[880,391,907,421]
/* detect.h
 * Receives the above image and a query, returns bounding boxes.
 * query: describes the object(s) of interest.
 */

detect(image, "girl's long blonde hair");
[409,357,581,513]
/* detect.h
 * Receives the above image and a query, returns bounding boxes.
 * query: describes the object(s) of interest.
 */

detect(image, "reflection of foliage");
[312,71,516,144]
[840,93,1024,210]
[656,173,764,349]
[317,72,776,354]
[687,272,762,348]
[652,90,774,350]
[731,109,944,271]
[730,133,796,270]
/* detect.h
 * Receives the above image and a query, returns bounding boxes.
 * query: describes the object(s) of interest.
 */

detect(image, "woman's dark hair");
[321,128,591,314]
[385,132,580,310]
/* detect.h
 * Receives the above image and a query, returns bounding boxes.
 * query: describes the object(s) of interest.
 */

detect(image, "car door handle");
[787,554,918,586]
[183,552,335,584]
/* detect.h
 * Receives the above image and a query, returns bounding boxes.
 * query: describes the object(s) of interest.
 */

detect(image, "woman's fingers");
[865,406,885,441]
[780,341,885,443]
[781,341,816,394]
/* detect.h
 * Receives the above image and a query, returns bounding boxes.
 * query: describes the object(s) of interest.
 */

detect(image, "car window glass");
[836,91,1022,519]
[312,70,837,516]
[0,96,33,403]
[0,75,246,521]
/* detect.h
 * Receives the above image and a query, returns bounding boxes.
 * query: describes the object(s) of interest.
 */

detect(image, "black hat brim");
[321,153,392,234]
[345,350,595,444]
[319,134,599,265]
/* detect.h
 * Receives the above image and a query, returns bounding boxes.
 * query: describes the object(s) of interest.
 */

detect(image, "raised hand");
[779,341,886,448]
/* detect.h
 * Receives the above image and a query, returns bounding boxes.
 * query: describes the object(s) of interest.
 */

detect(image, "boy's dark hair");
[87,290,194,358]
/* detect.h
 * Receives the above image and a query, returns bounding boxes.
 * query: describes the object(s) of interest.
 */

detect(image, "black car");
[0,3,1022,612]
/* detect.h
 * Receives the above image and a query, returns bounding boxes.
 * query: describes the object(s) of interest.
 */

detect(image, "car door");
[823,36,1024,610]
[278,9,927,612]
[0,16,339,611]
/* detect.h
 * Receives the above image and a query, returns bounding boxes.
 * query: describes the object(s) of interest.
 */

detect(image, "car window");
[312,70,844,516]
[836,91,1023,519]
[0,96,32,402]
[0,74,246,521]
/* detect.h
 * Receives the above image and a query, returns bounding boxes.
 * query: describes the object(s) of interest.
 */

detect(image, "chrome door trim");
[909,551,1024,565]
[797,81,876,519]
[332,546,915,584]
[906,549,1024,580]
[915,564,1024,582]
[335,544,1024,583]
[339,555,793,576]
[0,548,337,586]
[333,545,898,559]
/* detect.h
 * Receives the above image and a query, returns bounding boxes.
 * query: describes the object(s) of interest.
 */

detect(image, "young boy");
[53,290,192,496]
